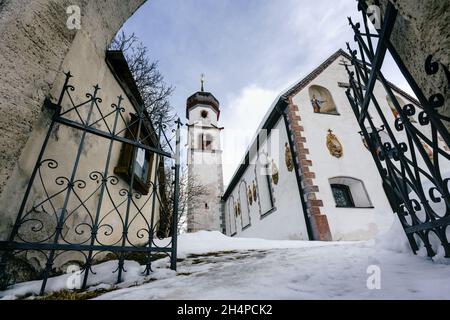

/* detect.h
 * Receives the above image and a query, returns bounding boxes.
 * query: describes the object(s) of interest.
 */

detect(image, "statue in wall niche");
[285,143,294,172]
[326,129,344,158]
[248,186,253,205]
[309,86,339,115]
[311,94,326,113]
[271,160,279,185]
[252,181,257,200]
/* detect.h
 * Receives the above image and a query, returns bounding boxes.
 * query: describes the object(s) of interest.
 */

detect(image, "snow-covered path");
[96,231,450,300]
[2,223,449,300]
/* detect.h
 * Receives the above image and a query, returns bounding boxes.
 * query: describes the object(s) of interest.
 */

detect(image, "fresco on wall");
[326,129,344,158]
[285,143,294,172]
[309,85,339,115]
[248,186,253,205]
[422,142,434,161]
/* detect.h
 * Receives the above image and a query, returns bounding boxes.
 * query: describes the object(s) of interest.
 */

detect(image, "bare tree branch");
[158,166,209,236]
[109,31,176,129]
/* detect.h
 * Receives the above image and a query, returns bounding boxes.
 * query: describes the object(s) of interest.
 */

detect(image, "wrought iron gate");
[0,72,181,295]
[345,1,449,258]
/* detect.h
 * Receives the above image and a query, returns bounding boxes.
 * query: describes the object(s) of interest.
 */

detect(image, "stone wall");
[0,0,146,197]
[379,0,450,131]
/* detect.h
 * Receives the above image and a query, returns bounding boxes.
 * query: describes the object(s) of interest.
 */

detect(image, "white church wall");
[224,118,309,240]
[223,51,449,242]
[291,56,395,241]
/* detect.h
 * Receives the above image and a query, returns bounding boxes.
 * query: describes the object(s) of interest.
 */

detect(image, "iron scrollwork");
[345,1,449,259]
[0,72,182,295]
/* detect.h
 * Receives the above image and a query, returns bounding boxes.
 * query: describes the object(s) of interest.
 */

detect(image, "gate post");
[170,118,182,270]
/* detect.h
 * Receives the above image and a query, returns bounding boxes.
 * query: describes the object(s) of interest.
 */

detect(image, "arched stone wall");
[377,0,449,130]
[0,0,147,196]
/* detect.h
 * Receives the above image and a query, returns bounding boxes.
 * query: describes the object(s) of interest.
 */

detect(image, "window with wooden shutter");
[114,113,156,195]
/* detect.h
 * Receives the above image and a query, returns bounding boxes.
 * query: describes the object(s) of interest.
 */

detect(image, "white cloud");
[221,85,281,186]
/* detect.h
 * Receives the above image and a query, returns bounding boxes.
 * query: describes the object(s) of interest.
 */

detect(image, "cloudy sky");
[120,0,411,185]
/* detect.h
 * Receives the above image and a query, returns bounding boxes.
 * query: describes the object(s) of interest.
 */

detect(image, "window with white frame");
[329,177,373,208]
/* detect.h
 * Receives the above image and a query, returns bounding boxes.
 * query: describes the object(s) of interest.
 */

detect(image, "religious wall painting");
[235,201,241,217]
[309,85,339,115]
[248,186,253,206]
[326,129,344,158]
[271,160,279,185]
[285,143,294,172]
[422,141,434,161]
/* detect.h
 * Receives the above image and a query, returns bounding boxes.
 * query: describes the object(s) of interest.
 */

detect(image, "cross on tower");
[201,73,205,92]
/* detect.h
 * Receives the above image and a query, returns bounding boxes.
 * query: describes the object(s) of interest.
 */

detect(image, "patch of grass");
[187,251,239,259]
[232,255,251,260]
[96,252,167,266]
[37,288,114,301]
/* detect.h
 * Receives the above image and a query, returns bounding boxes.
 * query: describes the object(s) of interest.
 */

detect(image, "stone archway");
[0,0,147,197]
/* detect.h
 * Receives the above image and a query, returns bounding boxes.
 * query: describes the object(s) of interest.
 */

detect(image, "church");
[186,49,450,241]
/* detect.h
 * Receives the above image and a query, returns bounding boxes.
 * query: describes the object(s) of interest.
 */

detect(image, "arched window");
[228,196,237,236]
[198,133,213,151]
[329,177,373,208]
[309,85,339,115]
[258,158,275,216]
[239,181,251,229]
[331,184,354,208]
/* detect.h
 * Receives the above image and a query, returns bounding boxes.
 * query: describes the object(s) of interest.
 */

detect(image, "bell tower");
[186,75,224,233]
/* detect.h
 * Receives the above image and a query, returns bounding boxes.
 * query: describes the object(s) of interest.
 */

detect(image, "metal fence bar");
[346,0,450,258]
[170,119,182,271]
[0,73,179,294]
[81,96,123,290]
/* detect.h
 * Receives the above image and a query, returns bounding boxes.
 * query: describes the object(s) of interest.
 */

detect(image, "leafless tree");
[109,31,175,129]
[158,165,209,236]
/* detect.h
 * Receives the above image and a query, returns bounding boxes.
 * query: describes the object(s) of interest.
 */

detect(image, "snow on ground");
[1,219,449,300]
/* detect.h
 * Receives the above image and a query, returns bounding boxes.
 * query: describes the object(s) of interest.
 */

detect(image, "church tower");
[186,76,224,233]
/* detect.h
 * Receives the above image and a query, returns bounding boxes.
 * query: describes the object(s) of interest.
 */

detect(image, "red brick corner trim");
[286,98,332,241]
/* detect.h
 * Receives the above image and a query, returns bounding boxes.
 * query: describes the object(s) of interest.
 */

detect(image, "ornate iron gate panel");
[345,1,449,258]
[0,72,181,294]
